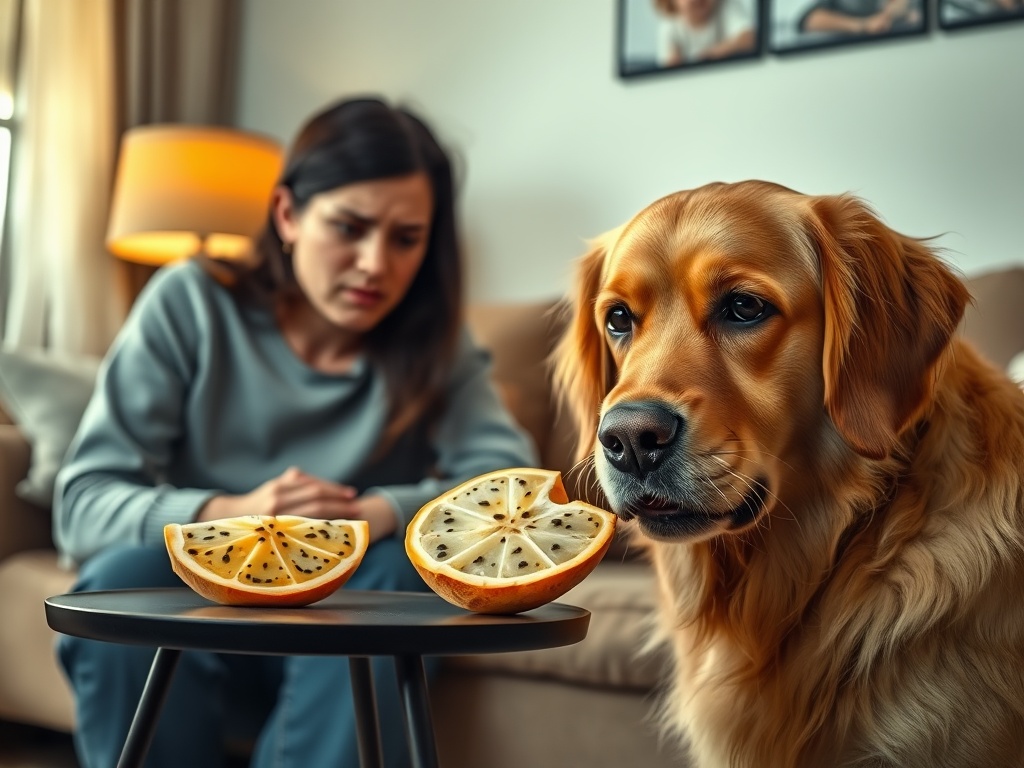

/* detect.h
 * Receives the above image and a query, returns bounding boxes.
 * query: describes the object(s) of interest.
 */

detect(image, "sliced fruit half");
[406,468,616,614]
[164,515,369,607]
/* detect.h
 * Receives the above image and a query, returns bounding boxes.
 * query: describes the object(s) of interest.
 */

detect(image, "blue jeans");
[57,538,431,768]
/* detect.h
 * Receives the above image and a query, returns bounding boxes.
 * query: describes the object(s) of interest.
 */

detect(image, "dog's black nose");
[598,401,682,479]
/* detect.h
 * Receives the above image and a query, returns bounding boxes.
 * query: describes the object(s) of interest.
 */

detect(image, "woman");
[54,97,537,768]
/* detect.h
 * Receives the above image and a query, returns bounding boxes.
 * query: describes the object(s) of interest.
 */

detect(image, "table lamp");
[105,125,284,265]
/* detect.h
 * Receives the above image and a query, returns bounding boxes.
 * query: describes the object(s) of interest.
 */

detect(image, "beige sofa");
[0,297,684,768]
[1,266,1022,768]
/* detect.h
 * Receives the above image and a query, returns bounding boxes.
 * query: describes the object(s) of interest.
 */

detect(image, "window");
[0,0,17,120]
[0,0,21,333]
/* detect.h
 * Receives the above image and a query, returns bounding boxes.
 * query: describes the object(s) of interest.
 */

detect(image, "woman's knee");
[345,538,425,592]
[74,545,182,592]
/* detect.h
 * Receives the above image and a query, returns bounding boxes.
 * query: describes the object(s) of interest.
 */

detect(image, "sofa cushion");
[0,550,77,730]
[446,560,667,690]
[432,670,688,768]
[0,349,100,507]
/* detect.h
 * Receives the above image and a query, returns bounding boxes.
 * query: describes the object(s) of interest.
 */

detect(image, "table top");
[45,589,591,657]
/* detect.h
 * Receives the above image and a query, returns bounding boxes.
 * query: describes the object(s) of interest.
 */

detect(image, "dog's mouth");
[618,481,768,541]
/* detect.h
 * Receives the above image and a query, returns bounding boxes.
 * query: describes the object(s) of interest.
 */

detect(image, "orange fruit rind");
[165,515,369,607]
[406,468,616,614]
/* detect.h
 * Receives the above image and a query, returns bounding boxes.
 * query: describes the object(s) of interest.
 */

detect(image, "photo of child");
[617,0,761,77]
[654,0,757,66]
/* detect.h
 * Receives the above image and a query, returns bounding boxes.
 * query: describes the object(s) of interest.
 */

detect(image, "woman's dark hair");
[214,97,463,451]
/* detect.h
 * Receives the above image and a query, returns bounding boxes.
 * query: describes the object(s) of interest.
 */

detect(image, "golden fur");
[553,181,1024,767]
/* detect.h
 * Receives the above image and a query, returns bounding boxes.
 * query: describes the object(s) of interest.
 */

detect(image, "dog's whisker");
[700,466,735,506]
[713,461,802,538]
[569,453,642,563]
[710,446,798,476]
[705,457,770,524]
[706,463,774,544]
[717,431,800,475]
[565,454,593,484]
[565,454,603,501]
[703,450,791,528]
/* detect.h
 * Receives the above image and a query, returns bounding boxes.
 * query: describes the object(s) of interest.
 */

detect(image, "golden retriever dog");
[553,180,1024,767]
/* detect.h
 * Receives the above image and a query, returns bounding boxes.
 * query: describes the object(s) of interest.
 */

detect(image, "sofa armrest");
[0,424,54,562]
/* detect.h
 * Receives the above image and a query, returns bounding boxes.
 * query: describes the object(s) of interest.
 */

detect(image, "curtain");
[3,0,121,354]
[2,0,240,354]
[111,0,241,304]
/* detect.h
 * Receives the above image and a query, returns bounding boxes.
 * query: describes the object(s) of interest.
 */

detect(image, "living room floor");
[0,721,252,768]
[0,722,78,768]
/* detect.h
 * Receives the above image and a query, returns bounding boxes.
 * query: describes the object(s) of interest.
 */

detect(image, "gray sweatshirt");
[54,259,538,565]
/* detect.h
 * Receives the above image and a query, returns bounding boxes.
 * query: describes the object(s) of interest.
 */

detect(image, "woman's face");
[275,173,434,336]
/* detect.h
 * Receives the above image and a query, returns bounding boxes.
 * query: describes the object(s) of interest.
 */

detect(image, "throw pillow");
[1009,351,1024,387]
[0,349,101,507]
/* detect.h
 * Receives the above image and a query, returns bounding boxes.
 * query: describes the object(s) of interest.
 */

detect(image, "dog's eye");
[605,305,633,337]
[724,294,771,324]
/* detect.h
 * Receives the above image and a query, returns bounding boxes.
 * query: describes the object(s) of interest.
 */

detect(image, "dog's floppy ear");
[807,195,969,460]
[552,232,617,463]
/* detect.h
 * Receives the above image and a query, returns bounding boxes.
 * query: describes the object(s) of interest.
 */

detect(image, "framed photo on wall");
[769,0,928,54]
[938,0,1024,29]
[617,0,763,78]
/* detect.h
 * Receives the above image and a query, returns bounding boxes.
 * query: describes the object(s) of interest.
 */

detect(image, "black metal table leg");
[394,654,439,768]
[115,647,181,768]
[349,656,384,768]
[46,590,590,768]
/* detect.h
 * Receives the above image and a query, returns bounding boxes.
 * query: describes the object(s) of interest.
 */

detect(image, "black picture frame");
[768,0,928,54]
[617,0,764,79]
[938,0,1024,30]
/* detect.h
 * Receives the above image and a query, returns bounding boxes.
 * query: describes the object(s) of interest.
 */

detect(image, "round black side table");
[45,588,590,768]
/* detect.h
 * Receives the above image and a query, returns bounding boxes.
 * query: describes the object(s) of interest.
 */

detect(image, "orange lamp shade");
[106,125,284,265]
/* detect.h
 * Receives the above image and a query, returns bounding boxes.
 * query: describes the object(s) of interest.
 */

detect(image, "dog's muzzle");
[597,400,768,540]
[598,400,682,479]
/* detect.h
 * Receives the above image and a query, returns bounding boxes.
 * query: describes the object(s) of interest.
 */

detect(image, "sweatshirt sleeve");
[721,0,754,39]
[365,329,540,535]
[53,264,219,565]
[657,19,681,66]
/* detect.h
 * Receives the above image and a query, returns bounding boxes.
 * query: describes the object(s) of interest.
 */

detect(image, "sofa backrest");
[464,300,594,502]
[466,266,1024,509]
[465,299,572,462]
[961,267,1024,370]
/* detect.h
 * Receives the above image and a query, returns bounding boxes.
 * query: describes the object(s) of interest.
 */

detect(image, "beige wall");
[234,0,1024,302]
